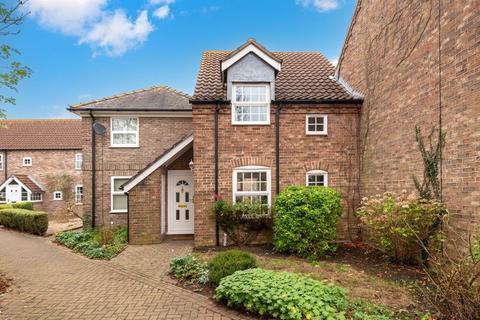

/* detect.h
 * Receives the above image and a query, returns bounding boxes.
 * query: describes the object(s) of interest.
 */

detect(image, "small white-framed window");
[232,166,271,206]
[31,192,42,202]
[0,154,3,170]
[111,176,130,213]
[111,117,139,147]
[306,114,328,135]
[75,153,83,170]
[306,170,328,187]
[232,84,270,125]
[22,157,32,167]
[53,191,63,200]
[75,185,83,204]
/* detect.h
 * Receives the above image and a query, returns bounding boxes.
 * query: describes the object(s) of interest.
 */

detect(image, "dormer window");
[232,84,270,125]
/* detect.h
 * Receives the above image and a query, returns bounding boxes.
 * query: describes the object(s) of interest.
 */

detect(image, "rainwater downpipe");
[89,109,96,229]
[214,102,220,246]
[275,102,283,195]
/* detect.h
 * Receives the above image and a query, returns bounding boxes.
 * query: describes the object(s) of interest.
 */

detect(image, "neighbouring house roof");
[192,43,360,102]
[0,119,82,150]
[0,175,44,193]
[122,134,193,193]
[68,85,192,112]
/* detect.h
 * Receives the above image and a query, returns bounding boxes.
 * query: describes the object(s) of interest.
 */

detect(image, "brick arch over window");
[302,161,331,173]
[230,157,273,168]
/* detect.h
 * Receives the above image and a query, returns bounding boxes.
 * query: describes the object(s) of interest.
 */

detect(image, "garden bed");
[188,243,432,319]
[54,227,127,260]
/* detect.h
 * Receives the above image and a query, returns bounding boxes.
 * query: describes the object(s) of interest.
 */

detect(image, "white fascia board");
[122,135,193,193]
[75,111,192,118]
[221,44,281,72]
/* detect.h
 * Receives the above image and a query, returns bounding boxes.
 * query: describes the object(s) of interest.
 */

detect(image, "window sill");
[306,132,328,136]
[109,145,140,149]
[110,210,127,214]
[232,122,271,126]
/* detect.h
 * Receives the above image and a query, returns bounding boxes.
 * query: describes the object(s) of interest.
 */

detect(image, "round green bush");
[273,186,343,258]
[208,250,257,286]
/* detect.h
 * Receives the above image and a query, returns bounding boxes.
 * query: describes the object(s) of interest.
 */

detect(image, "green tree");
[0,0,31,119]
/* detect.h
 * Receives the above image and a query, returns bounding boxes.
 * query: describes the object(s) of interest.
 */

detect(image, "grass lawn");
[195,243,430,319]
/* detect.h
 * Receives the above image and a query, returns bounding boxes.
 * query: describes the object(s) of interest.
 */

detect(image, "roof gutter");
[67,107,193,112]
[189,99,362,105]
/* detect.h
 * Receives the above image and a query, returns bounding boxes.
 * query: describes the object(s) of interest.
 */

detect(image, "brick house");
[336,0,480,241]
[72,39,362,245]
[0,119,83,218]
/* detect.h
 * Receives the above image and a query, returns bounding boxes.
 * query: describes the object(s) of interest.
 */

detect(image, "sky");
[3,0,356,119]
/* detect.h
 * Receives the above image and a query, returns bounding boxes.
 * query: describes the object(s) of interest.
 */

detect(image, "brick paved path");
[0,229,251,320]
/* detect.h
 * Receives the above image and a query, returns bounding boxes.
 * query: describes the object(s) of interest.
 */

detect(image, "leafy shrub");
[472,234,480,263]
[357,192,448,264]
[54,226,127,260]
[169,255,209,285]
[212,199,272,245]
[273,186,343,258]
[0,202,34,210]
[208,250,256,286]
[0,208,48,235]
[421,235,480,320]
[215,268,348,320]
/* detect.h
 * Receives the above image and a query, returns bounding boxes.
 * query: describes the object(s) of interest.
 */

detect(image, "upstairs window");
[53,191,63,200]
[31,192,42,202]
[111,117,139,147]
[306,170,328,187]
[232,84,270,125]
[75,153,83,170]
[233,166,271,205]
[22,157,32,167]
[306,115,328,135]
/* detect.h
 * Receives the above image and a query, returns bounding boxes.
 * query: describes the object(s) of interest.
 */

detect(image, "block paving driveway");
[0,229,251,320]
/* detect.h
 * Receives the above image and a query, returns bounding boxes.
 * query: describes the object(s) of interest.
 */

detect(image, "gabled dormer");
[221,38,282,125]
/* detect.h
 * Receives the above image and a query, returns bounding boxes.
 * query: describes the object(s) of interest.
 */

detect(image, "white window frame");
[306,170,329,187]
[232,166,271,206]
[31,192,42,202]
[22,157,32,167]
[75,185,83,204]
[231,84,271,125]
[110,117,139,148]
[111,176,130,213]
[0,154,3,170]
[306,114,328,135]
[75,153,83,170]
[53,191,63,200]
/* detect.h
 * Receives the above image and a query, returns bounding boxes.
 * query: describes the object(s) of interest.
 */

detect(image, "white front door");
[168,170,194,234]
[6,184,22,203]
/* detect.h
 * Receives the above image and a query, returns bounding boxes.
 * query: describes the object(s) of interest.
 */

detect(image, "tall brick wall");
[338,0,480,238]
[0,149,83,219]
[81,116,192,229]
[193,103,361,247]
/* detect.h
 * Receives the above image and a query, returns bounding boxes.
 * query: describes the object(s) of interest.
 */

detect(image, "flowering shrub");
[357,192,448,264]
[212,199,272,246]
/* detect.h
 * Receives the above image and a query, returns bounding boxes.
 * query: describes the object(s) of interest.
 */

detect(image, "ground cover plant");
[207,249,256,285]
[215,268,349,320]
[169,254,209,285]
[357,192,447,264]
[274,186,343,258]
[54,226,127,260]
[0,208,48,235]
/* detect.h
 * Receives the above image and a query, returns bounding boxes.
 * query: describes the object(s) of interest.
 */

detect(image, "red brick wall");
[193,103,361,247]
[338,0,480,239]
[0,149,83,219]
[81,116,192,229]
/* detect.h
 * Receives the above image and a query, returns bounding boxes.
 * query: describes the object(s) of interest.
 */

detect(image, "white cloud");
[149,0,175,5]
[27,0,107,35]
[27,0,154,57]
[80,10,153,57]
[153,5,170,19]
[296,0,341,12]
